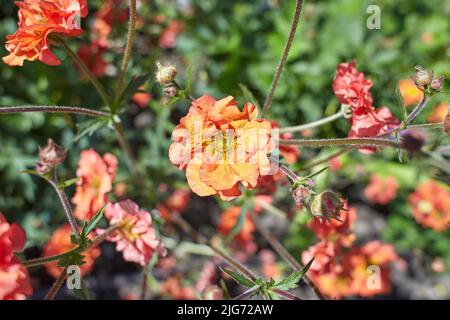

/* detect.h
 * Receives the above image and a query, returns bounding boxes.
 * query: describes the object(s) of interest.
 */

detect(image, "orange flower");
[0,212,32,300]
[43,224,100,279]
[398,79,423,107]
[308,204,357,247]
[72,149,118,220]
[3,0,88,66]
[218,206,255,245]
[157,188,190,222]
[427,102,449,123]
[169,95,274,200]
[160,275,196,300]
[364,174,399,205]
[408,180,450,232]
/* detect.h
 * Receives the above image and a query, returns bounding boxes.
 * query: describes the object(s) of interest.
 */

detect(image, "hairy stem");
[140,269,148,300]
[279,137,400,148]
[406,94,428,125]
[279,110,345,133]
[261,0,304,117]
[115,0,137,106]
[59,38,111,107]
[250,212,326,300]
[272,288,302,300]
[44,265,68,300]
[171,213,258,281]
[113,122,138,175]
[0,106,109,118]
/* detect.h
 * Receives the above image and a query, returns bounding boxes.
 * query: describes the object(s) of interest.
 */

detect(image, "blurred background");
[0,0,449,299]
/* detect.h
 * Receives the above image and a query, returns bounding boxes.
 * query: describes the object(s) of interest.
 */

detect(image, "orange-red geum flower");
[169,95,275,200]
[72,149,118,221]
[364,174,399,205]
[43,224,100,278]
[408,180,450,232]
[0,212,32,300]
[3,0,88,66]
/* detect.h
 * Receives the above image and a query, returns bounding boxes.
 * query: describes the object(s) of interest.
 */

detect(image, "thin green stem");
[279,137,400,148]
[233,286,259,300]
[250,212,326,300]
[301,146,355,172]
[58,38,111,107]
[115,0,137,106]
[279,110,344,133]
[0,106,109,118]
[261,0,304,117]
[113,122,138,175]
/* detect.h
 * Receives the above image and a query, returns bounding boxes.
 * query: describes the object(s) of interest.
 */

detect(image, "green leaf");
[57,178,78,190]
[74,117,109,142]
[72,278,91,300]
[82,205,106,238]
[119,75,149,106]
[395,87,407,121]
[221,267,255,288]
[239,83,260,110]
[219,279,231,300]
[274,258,314,291]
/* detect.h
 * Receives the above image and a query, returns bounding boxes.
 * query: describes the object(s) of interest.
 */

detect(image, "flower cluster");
[408,180,450,232]
[101,200,166,267]
[72,149,118,220]
[0,213,32,300]
[3,0,88,66]
[333,61,399,147]
[169,95,275,200]
[43,224,100,278]
[303,205,398,298]
[364,174,399,205]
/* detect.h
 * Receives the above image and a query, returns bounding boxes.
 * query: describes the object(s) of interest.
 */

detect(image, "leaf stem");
[279,137,400,148]
[261,0,304,117]
[0,106,109,118]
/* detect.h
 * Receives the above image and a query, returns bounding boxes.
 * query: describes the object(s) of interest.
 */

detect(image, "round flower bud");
[155,61,177,84]
[163,83,178,97]
[412,65,433,90]
[36,139,67,174]
[430,76,444,92]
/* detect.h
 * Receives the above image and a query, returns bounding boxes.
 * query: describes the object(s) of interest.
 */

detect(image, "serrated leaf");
[57,178,78,190]
[74,117,109,142]
[221,267,255,288]
[165,96,181,107]
[274,258,314,291]
[239,83,260,110]
[82,205,106,238]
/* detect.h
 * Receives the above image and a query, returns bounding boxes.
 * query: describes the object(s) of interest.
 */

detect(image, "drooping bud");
[36,139,67,174]
[309,191,345,222]
[400,129,427,153]
[155,61,177,85]
[430,76,444,92]
[163,83,178,97]
[292,185,314,209]
[412,65,433,91]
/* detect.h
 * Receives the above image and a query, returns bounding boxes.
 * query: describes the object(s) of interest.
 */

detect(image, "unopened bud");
[36,139,67,174]
[430,76,444,92]
[163,83,178,97]
[400,129,427,152]
[155,61,177,84]
[412,65,433,90]
[309,191,345,222]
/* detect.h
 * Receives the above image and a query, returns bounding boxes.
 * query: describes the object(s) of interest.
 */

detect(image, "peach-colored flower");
[3,0,88,66]
[427,102,448,123]
[408,180,450,232]
[72,149,118,220]
[308,204,357,247]
[364,174,399,205]
[398,79,423,107]
[218,206,255,245]
[43,224,100,278]
[102,200,166,266]
[169,95,274,200]
[0,212,32,300]
[132,91,152,108]
[301,240,338,274]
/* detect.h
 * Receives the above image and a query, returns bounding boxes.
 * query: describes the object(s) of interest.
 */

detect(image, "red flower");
[43,224,100,278]
[92,0,128,47]
[348,106,399,140]
[72,149,118,220]
[0,213,32,300]
[76,42,108,78]
[333,61,373,110]
[408,180,450,232]
[218,206,255,245]
[364,174,399,205]
[102,200,166,266]
[301,240,338,274]
[3,0,88,66]
[159,20,184,49]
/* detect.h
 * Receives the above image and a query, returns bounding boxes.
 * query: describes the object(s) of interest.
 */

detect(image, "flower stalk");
[261,0,304,117]
[45,265,68,300]
[279,137,400,148]
[0,106,109,117]
[279,109,346,133]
